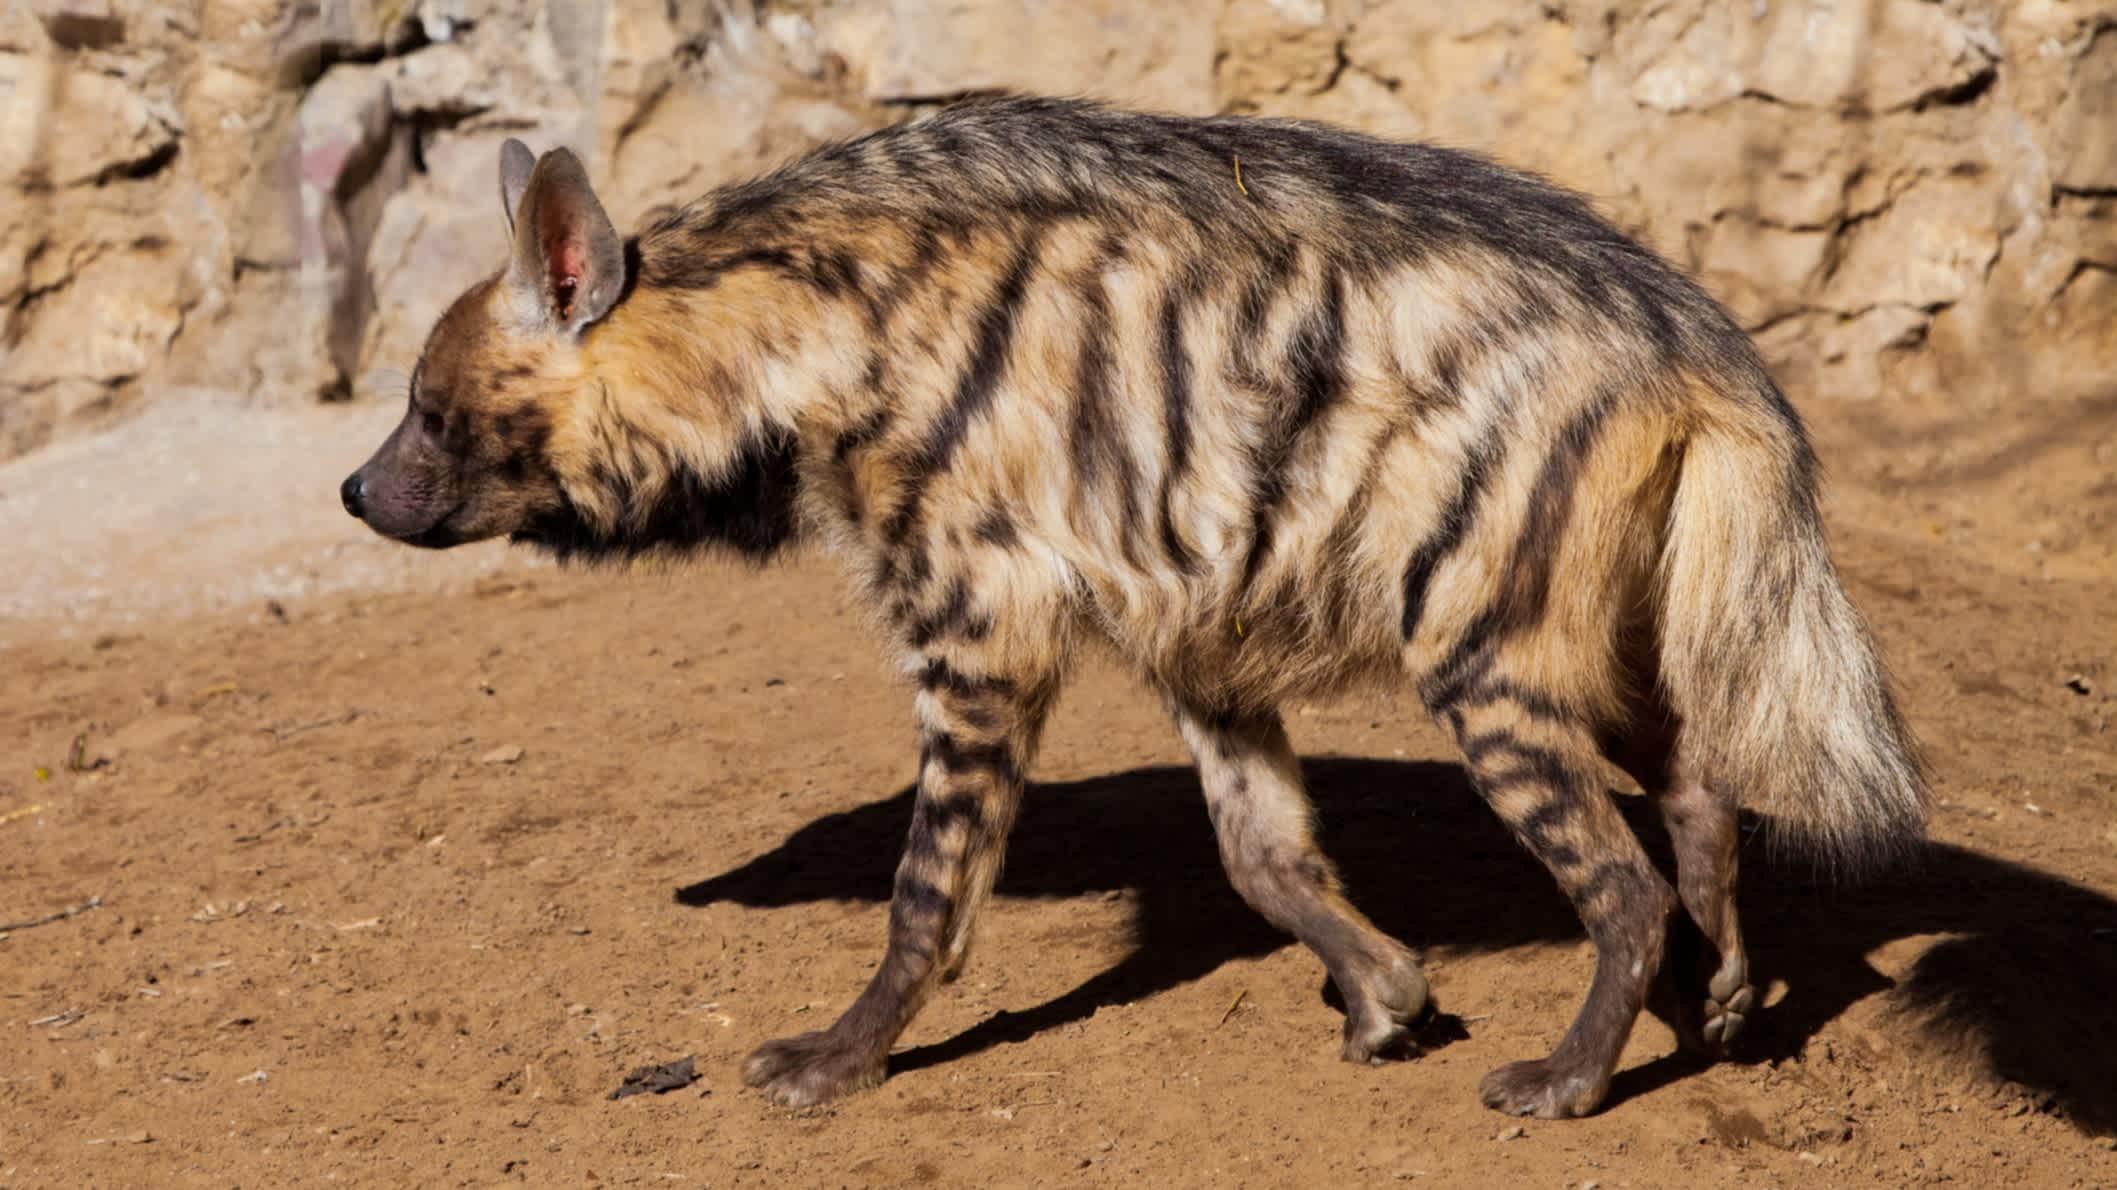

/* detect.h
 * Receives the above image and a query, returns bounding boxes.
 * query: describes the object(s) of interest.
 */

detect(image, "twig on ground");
[0,894,103,934]
[264,709,365,740]
[0,803,43,827]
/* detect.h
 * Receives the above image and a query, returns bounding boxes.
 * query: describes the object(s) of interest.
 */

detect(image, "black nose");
[340,473,366,518]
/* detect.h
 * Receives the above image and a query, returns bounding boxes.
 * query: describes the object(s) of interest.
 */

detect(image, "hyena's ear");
[505,146,625,337]
[498,138,535,236]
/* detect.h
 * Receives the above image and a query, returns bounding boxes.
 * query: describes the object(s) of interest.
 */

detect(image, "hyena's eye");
[422,410,445,437]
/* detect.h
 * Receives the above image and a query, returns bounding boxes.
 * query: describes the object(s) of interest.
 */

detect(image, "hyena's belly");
[1053,520,1416,710]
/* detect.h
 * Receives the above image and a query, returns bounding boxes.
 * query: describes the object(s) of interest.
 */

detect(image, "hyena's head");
[340,139,626,548]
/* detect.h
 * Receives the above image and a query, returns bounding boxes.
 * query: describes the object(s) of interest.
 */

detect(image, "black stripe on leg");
[1420,637,1499,713]
[918,658,1018,700]
[1517,790,1587,849]
[1458,729,1519,766]
[1455,678,1577,722]
[888,877,951,935]
[907,580,982,649]
[1476,742,1577,795]
[932,789,989,834]
[924,731,1018,785]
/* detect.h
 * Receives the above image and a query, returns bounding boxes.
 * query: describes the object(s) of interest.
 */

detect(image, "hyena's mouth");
[398,503,467,550]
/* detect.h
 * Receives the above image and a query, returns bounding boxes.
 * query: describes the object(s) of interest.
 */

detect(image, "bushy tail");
[1657,407,1929,874]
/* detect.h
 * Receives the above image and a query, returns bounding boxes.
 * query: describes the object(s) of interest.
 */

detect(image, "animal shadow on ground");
[678,757,2117,1134]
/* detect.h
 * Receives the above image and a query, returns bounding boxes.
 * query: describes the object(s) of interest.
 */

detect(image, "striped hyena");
[341,96,1927,1118]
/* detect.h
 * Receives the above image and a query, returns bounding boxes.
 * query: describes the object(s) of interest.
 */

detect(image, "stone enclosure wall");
[2,0,2112,460]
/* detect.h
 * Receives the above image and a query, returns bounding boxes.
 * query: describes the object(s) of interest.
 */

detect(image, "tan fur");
[346,96,1927,1120]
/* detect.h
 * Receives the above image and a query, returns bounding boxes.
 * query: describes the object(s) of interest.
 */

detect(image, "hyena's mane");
[628,93,1759,371]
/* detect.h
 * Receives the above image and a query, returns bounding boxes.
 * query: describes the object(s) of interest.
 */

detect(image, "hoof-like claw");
[1676,956,1754,1059]
[742,1030,885,1107]
[1479,1057,1608,1119]
[1697,978,1755,1052]
[1340,950,1433,1064]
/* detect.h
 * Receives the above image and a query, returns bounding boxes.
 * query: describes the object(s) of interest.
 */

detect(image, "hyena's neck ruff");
[361,95,1926,1122]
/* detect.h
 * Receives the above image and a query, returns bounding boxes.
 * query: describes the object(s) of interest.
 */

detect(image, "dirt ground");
[2,386,2115,1189]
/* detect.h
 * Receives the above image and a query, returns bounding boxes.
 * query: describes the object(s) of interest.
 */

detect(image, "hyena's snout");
[339,418,468,548]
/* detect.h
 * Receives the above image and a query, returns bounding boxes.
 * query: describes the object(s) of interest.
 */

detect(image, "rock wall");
[2,0,2111,459]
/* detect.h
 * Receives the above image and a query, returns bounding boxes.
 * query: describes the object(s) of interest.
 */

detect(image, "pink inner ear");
[545,231,585,291]
[537,209,588,307]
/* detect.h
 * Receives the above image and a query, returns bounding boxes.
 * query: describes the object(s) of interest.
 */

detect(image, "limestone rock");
[1758,305,1933,404]
[0,53,180,187]
[834,0,1216,114]
[1217,0,1346,103]
[601,20,870,227]
[291,63,408,392]
[265,0,420,85]
[354,188,510,397]
[4,246,187,389]
[1693,218,1832,329]
[28,0,124,50]
[4,0,2117,461]
[1829,179,2005,311]
[296,64,393,214]
[1628,0,1999,114]
[1344,4,1602,187]
[2052,28,2117,192]
[386,43,494,117]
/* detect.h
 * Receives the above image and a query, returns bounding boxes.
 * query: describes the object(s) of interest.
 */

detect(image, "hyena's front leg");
[742,655,1057,1107]
[1172,704,1432,1062]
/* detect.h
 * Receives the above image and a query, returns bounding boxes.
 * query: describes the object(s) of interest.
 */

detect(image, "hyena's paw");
[1340,950,1434,1064]
[742,1030,886,1107]
[1687,959,1756,1057]
[1478,1057,1609,1119]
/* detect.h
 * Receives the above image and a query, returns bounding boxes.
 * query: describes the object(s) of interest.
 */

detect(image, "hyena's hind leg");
[1171,704,1431,1062]
[1439,684,1678,1117]
[742,652,1060,1107]
[1611,724,1754,1056]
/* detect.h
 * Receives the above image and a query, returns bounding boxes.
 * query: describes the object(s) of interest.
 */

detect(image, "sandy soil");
[1,387,2114,1188]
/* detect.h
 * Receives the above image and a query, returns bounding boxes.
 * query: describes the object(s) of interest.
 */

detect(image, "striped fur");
[343,95,1928,1119]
